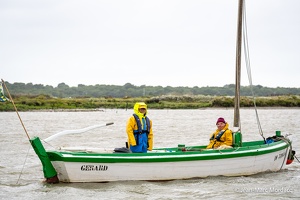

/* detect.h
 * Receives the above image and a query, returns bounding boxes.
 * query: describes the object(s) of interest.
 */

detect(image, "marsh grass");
[0,95,299,111]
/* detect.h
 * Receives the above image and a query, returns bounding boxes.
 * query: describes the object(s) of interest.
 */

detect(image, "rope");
[295,155,300,163]
[242,2,265,141]
[280,141,290,170]
[42,139,59,150]
[16,147,31,184]
[276,136,297,168]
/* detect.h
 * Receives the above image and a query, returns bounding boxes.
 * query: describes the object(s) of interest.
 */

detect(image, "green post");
[276,131,281,137]
[30,137,58,179]
[233,132,242,147]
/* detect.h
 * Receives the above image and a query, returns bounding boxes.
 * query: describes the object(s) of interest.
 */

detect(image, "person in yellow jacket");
[206,117,232,149]
[126,102,153,153]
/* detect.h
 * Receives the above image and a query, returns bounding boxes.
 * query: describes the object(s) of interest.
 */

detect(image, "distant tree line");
[4,82,300,98]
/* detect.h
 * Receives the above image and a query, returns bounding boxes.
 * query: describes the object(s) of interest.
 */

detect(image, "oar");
[44,122,114,142]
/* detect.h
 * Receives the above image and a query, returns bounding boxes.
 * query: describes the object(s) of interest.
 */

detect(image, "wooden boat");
[30,135,294,183]
[6,0,297,183]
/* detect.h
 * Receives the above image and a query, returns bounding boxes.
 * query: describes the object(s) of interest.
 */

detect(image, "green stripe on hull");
[46,140,288,163]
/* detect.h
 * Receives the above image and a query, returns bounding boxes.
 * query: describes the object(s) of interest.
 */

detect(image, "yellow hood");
[133,102,147,118]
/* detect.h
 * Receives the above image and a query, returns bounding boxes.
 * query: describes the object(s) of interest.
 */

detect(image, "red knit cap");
[216,117,226,125]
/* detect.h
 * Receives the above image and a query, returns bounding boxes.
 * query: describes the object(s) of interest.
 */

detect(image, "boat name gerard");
[81,165,108,171]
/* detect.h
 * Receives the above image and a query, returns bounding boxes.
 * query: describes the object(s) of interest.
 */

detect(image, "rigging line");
[16,146,31,185]
[294,155,300,163]
[242,2,265,140]
[42,139,59,150]
[279,137,295,167]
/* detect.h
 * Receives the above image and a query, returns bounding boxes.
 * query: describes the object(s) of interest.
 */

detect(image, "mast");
[233,0,244,130]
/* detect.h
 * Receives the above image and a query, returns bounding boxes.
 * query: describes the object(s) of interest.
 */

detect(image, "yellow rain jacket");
[206,123,232,149]
[126,102,153,151]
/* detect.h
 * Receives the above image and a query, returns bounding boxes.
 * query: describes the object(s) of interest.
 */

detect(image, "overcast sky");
[1,0,299,88]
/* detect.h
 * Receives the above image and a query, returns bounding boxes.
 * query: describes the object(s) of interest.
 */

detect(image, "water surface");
[0,108,299,199]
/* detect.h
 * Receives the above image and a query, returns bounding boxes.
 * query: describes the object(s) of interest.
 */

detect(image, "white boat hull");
[52,145,290,182]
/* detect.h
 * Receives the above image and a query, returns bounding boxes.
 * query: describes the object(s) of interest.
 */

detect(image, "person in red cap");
[206,117,233,149]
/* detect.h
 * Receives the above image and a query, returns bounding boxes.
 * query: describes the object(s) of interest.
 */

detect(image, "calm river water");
[0,108,299,200]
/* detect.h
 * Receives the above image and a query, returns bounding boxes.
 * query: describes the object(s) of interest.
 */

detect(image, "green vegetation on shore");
[1,95,299,111]
[1,81,300,111]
